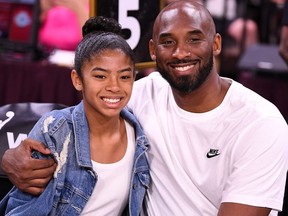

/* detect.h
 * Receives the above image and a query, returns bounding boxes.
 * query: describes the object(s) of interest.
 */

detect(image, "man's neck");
[172,73,231,113]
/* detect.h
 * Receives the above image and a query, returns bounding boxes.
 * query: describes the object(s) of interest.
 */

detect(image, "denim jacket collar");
[71,102,92,168]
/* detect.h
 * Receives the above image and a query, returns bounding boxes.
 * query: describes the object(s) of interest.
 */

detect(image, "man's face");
[156,50,214,94]
[150,3,216,93]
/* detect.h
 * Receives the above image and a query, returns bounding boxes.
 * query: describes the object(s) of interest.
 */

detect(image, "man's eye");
[188,38,201,43]
[160,40,174,46]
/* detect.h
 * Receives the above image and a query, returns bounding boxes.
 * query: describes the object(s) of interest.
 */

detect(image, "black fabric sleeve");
[283,1,288,25]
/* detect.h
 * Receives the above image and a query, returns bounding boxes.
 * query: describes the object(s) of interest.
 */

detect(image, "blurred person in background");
[39,0,89,51]
[279,0,288,64]
[204,0,259,54]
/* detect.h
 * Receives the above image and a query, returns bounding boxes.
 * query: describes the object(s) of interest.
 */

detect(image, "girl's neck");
[89,116,127,164]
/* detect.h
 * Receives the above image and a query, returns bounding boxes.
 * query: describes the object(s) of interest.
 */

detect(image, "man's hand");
[1,138,57,196]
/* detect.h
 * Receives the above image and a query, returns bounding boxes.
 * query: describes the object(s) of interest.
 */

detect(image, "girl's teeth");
[103,98,120,103]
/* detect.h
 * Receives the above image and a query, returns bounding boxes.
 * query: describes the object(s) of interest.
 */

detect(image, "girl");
[0,16,150,216]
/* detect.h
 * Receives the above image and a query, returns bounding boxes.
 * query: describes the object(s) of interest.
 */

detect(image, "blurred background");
[0,1,288,212]
[0,0,287,121]
[0,0,287,124]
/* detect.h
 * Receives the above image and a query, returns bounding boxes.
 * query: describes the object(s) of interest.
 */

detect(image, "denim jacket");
[0,101,150,216]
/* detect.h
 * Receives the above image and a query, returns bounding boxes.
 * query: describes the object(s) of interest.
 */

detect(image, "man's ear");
[213,33,222,56]
[149,39,157,61]
[71,70,82,91]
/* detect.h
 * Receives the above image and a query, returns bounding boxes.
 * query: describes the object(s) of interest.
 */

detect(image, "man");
[2,1,288,215]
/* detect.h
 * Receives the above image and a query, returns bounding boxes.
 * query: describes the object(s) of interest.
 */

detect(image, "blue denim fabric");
[0,101,150,216]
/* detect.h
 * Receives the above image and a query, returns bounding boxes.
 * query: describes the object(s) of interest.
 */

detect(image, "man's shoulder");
[134,72,169,90]
[227,78,286,123]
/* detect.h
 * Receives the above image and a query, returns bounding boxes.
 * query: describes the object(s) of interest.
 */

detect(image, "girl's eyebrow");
[92,67,106,72]
[119,67,133,73]
[91,66,133,73]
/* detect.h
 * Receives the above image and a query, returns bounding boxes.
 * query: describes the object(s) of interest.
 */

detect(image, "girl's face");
[72,49,135,119]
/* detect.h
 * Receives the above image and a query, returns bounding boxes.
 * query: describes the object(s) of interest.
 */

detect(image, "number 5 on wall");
[118,1,140,50]
[89,0,164,69]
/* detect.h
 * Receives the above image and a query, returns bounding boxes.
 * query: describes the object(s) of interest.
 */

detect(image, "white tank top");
[81,121,135,216]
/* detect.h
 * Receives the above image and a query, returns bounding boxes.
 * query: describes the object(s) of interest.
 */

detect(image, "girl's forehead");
[83,50,133,69]
[88,49,129,62]
[94,49,125,57]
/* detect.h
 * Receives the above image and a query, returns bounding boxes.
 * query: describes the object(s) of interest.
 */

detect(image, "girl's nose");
[105,77,121,92]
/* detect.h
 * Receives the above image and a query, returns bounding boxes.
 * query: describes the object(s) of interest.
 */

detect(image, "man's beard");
[157,52,214,94]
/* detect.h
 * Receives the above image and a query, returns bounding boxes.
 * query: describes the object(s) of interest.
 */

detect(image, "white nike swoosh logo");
[206,152,220,158]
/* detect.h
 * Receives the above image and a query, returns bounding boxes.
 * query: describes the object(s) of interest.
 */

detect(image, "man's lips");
[174,64,195,71]
[169,60,198,72]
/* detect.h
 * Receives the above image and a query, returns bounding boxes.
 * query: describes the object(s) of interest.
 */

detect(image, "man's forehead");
[158,1,206,26]
[154,1,214,37]
[156,6,203,32]
[162,5,201,20]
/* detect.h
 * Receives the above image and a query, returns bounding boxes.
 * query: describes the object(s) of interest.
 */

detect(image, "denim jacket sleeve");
[0,113,59,215]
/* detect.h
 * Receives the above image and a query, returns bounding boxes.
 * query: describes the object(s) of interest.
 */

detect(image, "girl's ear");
[71,69,83,91]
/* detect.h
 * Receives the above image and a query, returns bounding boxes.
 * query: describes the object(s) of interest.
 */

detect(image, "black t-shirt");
[283,1,288,25]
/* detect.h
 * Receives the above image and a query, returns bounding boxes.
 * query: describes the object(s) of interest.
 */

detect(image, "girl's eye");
[95,75,105,79]
[121,75,132,80]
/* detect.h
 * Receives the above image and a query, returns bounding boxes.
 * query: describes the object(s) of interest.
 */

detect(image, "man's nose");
[172,42,191,59]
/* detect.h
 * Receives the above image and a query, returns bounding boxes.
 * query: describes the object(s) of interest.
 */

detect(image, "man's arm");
[216,117,288,216]
[1,138,57,195]
[218,203,271,216]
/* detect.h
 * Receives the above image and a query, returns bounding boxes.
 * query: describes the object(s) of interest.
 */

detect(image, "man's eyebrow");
[159,33,173,39]
[159,29,203,39]
[188,29,203,35]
